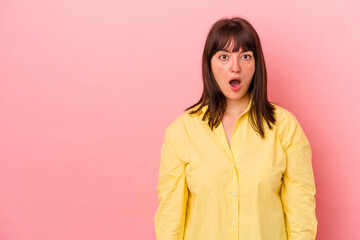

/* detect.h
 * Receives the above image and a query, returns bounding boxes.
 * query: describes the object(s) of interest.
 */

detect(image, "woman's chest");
[183,122,286,193]
[221,115,238,148]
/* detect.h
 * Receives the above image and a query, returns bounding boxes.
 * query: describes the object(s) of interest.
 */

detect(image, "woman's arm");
[280,113,318,240]
[154,126,188,240]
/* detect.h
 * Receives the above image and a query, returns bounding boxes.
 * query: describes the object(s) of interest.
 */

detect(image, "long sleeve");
[154,126,188,240]
[280,114,318,240]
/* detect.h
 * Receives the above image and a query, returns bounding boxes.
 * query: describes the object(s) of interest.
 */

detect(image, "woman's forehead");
[219,38,249,52]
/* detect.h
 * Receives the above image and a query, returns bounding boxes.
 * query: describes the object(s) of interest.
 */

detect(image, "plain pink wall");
[0,0,359,239]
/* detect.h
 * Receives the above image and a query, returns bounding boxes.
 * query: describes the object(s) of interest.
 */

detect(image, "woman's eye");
[219,55,228,60]
[242,54,252,60]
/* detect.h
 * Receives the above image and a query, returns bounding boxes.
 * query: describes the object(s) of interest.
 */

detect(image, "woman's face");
[210,46,255,102]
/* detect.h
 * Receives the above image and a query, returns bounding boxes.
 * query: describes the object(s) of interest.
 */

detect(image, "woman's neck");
[224,94,251,117]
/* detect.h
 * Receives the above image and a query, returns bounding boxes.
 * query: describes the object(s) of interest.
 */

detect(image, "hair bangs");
[214,24,256,55]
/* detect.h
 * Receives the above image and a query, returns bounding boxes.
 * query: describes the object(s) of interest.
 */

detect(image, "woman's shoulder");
[164,104,205,137]
[167,108,196,127]
[272,102,300,126]
[271,102,310,147]
[163,108,193,137]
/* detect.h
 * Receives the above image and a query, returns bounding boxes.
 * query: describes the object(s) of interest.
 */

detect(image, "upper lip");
[229,77,241,83]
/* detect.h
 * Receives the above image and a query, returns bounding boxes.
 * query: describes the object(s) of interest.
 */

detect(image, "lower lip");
[230,82,241,91]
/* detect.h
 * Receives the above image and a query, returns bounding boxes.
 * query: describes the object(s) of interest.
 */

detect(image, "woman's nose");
[231,58,240,73]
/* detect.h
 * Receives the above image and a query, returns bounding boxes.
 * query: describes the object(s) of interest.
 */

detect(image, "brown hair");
[185,17,276,139]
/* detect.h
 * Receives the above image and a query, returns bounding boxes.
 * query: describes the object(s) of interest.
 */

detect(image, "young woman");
[154,17,317,240]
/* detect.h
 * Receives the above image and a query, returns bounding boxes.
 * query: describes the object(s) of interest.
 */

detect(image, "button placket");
[229,160,239,238]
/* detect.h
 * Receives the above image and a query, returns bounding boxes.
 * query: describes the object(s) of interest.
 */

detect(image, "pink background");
[0,0,359,239]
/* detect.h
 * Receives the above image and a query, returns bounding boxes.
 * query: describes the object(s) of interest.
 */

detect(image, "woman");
[154,17,317,240]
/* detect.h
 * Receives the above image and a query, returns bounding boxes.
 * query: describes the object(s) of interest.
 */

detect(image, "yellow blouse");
[154,100,317,240]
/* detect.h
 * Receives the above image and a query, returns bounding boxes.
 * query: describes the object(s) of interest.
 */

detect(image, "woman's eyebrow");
[220,49,252,53]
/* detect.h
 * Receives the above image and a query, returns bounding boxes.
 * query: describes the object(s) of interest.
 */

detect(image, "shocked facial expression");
[210,47,255,102]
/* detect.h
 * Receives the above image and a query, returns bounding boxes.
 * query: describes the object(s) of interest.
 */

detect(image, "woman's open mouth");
[229,79,241,91]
